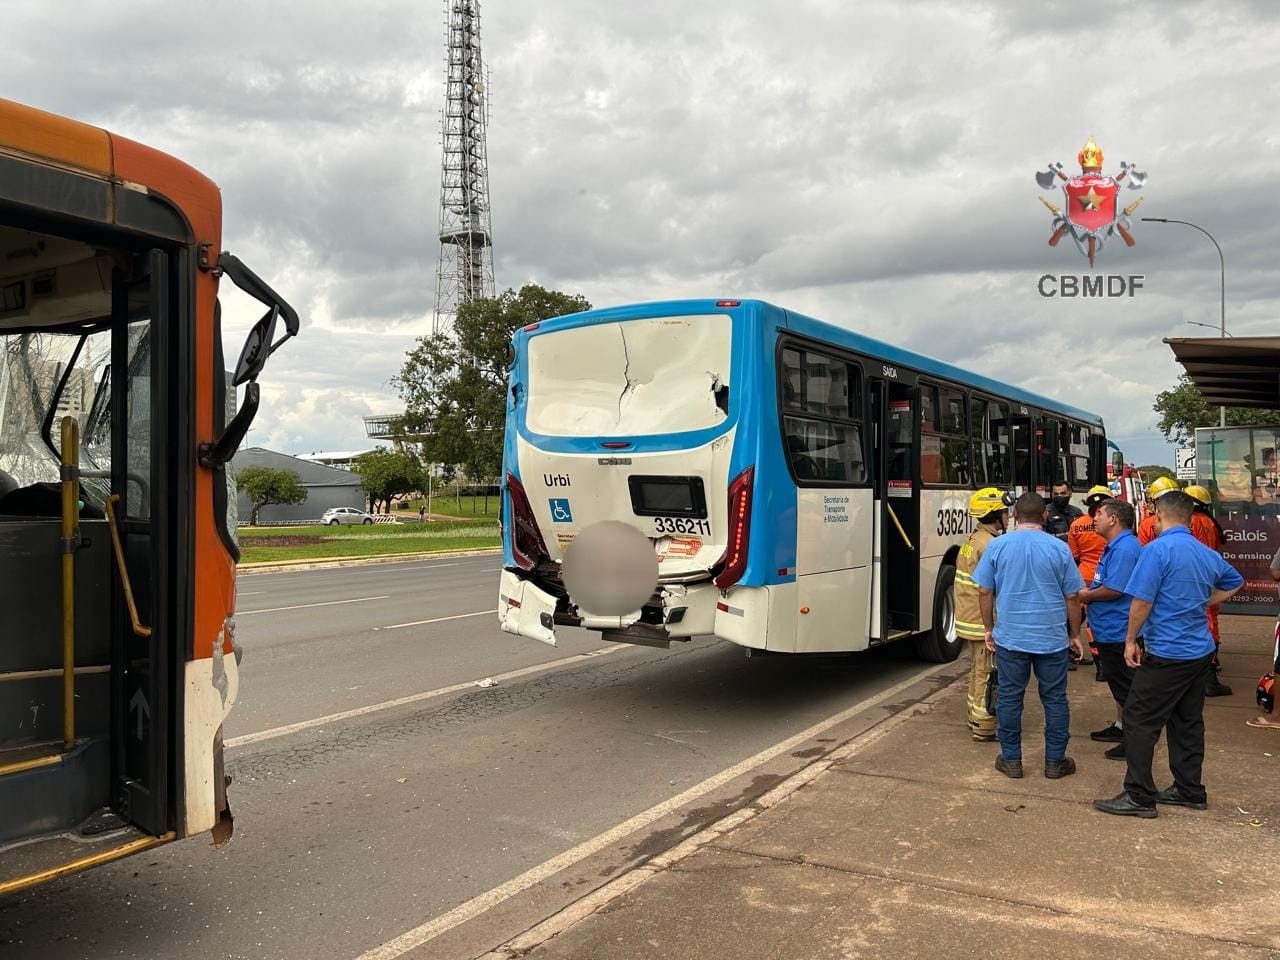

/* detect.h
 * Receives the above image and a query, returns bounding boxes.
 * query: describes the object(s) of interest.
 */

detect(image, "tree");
[1152,374,1277,445]
[354,447,423,514]
[397,284,591,480]
[235,466,307,525]
[1135,464,1175,482]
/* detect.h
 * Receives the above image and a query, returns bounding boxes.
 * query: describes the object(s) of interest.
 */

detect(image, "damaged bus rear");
[498,299,772,649]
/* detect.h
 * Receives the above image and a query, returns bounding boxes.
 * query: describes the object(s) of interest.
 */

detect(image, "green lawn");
[237,521,500,563]
[404,494,502,519]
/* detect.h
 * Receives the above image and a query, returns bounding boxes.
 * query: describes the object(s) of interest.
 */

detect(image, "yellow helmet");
[1084,484,1114,507]
[968,487,1008,520]
[1146,476,1179,501]
[1185,484,1213,505]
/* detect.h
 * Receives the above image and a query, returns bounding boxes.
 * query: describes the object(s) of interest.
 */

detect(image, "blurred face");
[1093,507,1117,540]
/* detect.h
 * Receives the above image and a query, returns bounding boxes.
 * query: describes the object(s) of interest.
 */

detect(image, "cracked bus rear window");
[525,314,732,437]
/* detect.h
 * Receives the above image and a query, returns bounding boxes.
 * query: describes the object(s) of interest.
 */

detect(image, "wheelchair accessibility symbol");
[549,498,573,523]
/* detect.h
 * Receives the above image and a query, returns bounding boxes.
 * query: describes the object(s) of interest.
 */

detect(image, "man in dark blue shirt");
[1094,491,1244,818]
[1078,499,1143,760]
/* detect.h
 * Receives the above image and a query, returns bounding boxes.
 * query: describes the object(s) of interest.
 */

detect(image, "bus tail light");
[714,466,754,590]
[506,471,549,570]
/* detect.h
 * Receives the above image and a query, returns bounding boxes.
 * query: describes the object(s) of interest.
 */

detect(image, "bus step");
[0,818,171,897]
[0,742,66,778]
[874,629,914,644]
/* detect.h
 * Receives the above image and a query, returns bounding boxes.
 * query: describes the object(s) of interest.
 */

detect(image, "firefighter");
[1186,484,1232,697]
[1070,484,1114,680]
[1137,476,1179,545]
[956,487,1009,741]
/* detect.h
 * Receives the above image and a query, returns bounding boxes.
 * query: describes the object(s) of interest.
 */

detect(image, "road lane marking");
[348,660,951,960]
[225,646,625,750]
[237,595,390,616]
[375,610,492,630]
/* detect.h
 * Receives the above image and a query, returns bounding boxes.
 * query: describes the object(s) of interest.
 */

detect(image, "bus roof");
[0,98,221,241]
[538,298,1105,429]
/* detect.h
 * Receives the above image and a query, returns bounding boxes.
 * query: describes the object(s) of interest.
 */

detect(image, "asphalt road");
[0,555,941,960]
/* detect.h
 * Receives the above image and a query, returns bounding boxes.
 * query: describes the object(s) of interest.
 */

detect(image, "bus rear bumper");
[498,569,558,646]
[497,568,721,647]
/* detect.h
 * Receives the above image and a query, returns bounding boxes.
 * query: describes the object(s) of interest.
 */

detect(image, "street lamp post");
[1142,217,1227,426]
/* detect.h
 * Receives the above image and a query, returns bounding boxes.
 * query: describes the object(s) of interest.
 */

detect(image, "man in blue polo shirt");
[1094,490,1244,818]
[1078,499,1143,760]
[974,491,1085,780]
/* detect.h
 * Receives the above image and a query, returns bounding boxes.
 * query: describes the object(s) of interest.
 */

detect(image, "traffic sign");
[1175,446,1197,480]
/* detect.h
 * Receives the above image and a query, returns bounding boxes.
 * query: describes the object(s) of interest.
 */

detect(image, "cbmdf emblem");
[1035,137,1148,268]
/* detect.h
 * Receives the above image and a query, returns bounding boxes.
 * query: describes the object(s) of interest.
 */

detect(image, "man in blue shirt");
[1094,491,1244,818]
[975,492,1085,780]
[1078,499,1143,760]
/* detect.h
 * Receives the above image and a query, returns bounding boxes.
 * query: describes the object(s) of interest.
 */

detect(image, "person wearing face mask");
[1045,481,1082,544]
[955,487,1010,742]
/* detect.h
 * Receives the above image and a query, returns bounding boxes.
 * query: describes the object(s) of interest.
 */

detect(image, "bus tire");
[914,565,962,663]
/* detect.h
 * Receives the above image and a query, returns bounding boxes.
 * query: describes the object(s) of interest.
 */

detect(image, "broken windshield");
[0,328,115,506]
[524,314,732,437]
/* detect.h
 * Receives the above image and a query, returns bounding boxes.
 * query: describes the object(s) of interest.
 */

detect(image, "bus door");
[108,253,171,837]
[869,373,919,638]
[1011,407,1033,495]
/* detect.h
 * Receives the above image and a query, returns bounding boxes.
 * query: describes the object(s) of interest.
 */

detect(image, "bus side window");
[779,345,865,485]
[920,382,968,486]
[972,396,1011,486]
[1067,422,1091,489]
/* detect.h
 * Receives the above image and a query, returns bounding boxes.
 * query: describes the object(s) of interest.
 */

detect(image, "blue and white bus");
[497,299,1109,661]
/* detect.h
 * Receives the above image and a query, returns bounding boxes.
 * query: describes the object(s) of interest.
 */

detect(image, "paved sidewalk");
[499,616,1280,959]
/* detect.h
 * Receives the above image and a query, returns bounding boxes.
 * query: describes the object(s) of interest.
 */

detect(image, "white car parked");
[321,506,375,526]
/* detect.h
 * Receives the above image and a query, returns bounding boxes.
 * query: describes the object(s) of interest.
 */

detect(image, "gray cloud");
[3,0,1277,463]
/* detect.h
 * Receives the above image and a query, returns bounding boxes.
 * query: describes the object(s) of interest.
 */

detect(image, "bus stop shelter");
[1165,336,1280,613]
[1165,336,1280,408]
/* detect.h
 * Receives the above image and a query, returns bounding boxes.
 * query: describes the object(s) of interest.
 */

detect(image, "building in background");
[230,447,364,524]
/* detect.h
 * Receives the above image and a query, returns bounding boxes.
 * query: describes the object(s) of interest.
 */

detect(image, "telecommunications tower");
[433,0,495,334]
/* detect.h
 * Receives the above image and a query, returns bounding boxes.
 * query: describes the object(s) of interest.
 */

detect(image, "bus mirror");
[199,381,260,469]
[232,306,279,386]
[217,251,299,386]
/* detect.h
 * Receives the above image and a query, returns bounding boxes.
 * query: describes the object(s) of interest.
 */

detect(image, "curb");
[238,546,503,575]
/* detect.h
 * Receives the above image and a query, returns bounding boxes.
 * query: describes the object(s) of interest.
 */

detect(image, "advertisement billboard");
[1195,425,1280,615]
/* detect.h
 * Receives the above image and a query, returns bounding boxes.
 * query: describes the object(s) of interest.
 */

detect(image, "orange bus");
[0,99,296,893]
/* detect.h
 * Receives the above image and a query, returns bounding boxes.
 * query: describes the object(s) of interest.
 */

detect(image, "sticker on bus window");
[889,400,911,412]
[887,480,913,499]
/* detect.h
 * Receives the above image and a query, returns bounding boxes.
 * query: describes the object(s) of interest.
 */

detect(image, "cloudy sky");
[6,0,1278,466]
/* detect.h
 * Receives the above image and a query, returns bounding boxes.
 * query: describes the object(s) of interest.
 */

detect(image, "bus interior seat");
[0,483,105,519]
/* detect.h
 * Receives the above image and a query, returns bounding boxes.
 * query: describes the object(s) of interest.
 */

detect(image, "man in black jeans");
[1094,492,1244,818]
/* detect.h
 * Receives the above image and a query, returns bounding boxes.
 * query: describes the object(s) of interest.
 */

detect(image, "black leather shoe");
[994,756,1023,779]
[1044,757,1076,779]
[1155,786,1208,810]
[1090,723,1124,742]
[1093,792,1157,818]
[1104,743,1126,761]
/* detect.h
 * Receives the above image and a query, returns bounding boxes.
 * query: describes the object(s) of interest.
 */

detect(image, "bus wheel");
[915,566,962,663]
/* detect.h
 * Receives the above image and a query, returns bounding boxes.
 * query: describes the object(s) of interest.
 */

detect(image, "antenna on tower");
[434,0,495,335]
